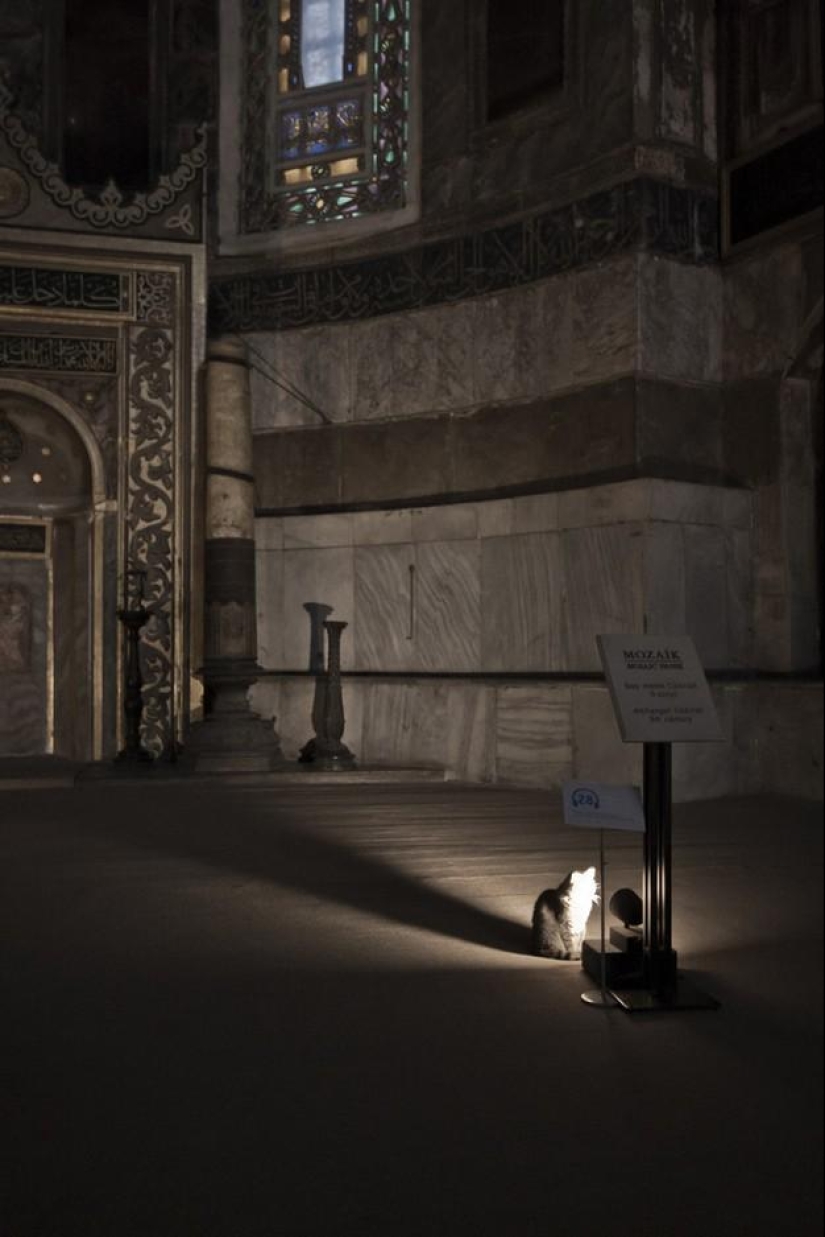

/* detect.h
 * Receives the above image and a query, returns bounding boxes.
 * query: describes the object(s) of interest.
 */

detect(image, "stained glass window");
[240,0,412,232]
[301,0,346,88]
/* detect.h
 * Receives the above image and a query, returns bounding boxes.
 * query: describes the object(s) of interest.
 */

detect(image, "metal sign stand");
[581,829,617,1008]
[609,742,719,1012]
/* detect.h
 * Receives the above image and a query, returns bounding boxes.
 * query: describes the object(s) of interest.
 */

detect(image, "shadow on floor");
[71,784,532,956]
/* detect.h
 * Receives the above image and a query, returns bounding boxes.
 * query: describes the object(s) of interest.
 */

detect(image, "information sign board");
[597,634,723,744]
[563,782,645,832]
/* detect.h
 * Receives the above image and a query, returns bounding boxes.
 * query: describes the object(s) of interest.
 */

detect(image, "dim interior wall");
[248,675,823,803]
[254,480,753,680]
[723,223,823,672]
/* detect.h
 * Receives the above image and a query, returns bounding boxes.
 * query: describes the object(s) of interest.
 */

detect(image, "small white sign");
[563,782,646,832]
[597,634,723,744]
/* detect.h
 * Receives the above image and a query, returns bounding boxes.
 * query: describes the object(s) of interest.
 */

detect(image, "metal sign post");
[597,635,721,1012]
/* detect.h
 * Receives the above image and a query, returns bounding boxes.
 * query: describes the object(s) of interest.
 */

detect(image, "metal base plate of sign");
[610,977,721,1012]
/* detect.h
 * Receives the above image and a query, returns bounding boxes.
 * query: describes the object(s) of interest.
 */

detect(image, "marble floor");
[0,783,821,1237]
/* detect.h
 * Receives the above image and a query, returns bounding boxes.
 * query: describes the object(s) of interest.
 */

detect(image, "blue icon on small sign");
[572,787,601,811]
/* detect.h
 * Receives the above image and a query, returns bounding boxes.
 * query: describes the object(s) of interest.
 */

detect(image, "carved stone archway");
[0,384,104,759]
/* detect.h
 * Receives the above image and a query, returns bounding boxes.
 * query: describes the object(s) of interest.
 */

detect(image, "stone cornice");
[209,177,719,334]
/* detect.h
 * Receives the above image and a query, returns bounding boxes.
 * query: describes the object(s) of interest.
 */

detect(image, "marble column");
[186,336,283,771]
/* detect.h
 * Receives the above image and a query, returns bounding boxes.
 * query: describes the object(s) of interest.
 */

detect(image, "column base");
[184,662,285,773]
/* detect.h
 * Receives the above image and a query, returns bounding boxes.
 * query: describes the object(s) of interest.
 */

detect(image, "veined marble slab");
[684,524,730,669]
[256,549,284,669]
[354,544,415,671]
[482,532,566,672]
[360,681,448,767]
[563,524,646,670]
[495,685,573,788]
[414,540,481,672]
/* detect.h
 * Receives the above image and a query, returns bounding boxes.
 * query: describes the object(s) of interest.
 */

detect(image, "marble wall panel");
[511,493,560,535]
[282,547,356,670]
[415,540,481,672]
[350,302,475,422]
[255,549,284,669]
[639,255,723,383]
[412,505,478,543]
[283,513,354,550]
[254,517,283,551]
[672,687,740,802]
[360,681,449,767]
[643,523,687,635]
[473,275,578,405]
[746,683,824,801]
[495,685,573,788]
[445,683,496,784]
[248,327,352,431]
[726,527,755,668]
[571,684,642,786]
[477,498,515,539]
[353,509,414,545]
[560,481,652,529]
[683,524,729,668]
[482,532,566,671]
[562,524,646,669]
[354,544,415,671]
[569,256,638,385]
[471,283,549,406]
[647,478,728,526]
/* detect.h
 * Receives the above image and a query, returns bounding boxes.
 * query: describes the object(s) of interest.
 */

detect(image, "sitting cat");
[531,867,599,960]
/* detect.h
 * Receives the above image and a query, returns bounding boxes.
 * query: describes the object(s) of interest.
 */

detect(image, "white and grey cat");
[531,867,599,960]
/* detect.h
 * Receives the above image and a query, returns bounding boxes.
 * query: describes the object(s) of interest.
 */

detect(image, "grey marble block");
[684,524,729,670]
[511,492,560,535]
[726,527,755,668]
[573,682,643,786]
[414,540,481,672]
[283,513,354,550]
[254,517,283,551]
[672,688,739,802]
[559,481,650,530]
[569,256,638,386]
[361,681,448,767]
[353,509,414,545]
[255,549,285,669]
[562,525,645,670]
[495,685,573,788]
[472,282,560,405]
[445,683,496,783]
[354,544,415,671]
[482,532,566,671]
[248,327,351,430]
[643,523,686,636]
[350,302,475,421]
[639,255,723,383]
[412,504,478,543]
[571,684,641,788]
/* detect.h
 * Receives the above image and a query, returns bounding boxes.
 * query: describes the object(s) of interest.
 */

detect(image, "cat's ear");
[584,867,596,879]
